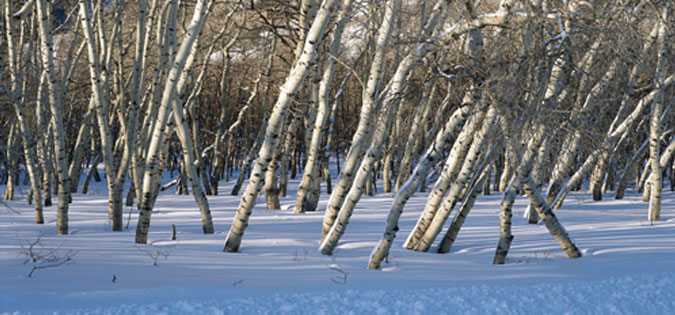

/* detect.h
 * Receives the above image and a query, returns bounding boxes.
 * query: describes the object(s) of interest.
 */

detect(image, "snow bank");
[4,272,672,314]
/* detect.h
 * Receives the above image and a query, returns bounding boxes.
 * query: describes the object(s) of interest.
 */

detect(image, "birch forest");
[1,0,673,269]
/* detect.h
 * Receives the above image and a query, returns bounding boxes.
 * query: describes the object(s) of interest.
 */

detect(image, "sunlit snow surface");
[1,173,674,314]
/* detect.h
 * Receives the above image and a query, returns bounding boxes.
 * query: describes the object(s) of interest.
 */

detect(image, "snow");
[1,174,674,314]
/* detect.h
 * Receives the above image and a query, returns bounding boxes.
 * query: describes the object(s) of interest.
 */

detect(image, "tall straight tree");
[647,3,669,222]
[36,0,71,235]
[4,0,43,223]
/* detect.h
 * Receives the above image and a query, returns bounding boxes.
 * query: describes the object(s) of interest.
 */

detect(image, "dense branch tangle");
[0,1,672,268]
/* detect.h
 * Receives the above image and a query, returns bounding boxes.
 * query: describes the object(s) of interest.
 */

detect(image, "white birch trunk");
[4,0,43,222]
[522,175,582,259]
[323,0,451,252]
[36,0,71,235]
[320,74,401,255]
[414,106,498,252]
[224,0,341,252]
[403,95,485,249]
[493,119,550,264]
[369,104,472,269]
[437,140,502,254]
[136,0,211,244]
[170,94,215,233]
[295,0,354,214]
[552,75,675,209]
[648,6,669,222]
[321,0,396,240]
[394,78,437,194]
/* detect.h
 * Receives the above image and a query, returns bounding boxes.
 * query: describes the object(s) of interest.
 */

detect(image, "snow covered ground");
[1,175,674,314]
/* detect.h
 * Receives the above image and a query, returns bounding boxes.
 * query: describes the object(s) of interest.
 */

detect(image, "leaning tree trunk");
[369,104,471,269]
[394,78,437,194]
[404,101,485,249]
[552,74,674,210]
[616,139,649,199]
[223,0,341,252]
[522,175,582,259]
[321,0,396,241]
[493,117,550,265]
[295,0,354,213]
[320,74,401,255]
[413,106,498,252]
[437,140,502,254]
[136,0,212,244]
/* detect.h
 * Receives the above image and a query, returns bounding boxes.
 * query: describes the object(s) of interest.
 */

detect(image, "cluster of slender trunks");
[2,0,673,269]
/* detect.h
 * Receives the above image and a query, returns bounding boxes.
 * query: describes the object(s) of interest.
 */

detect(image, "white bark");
[322,0,397,240]
[404,101,485,249]
[136,0,212,244]
[552,75,675,210]
[4,0,43,223]
[296,0,354,214]
[394,78,437,194]
[648,7,669,222]
[437,140,503,254]
[493,118,551,265]
[369,104,472,269]
[36,0,71,235]
[224,0,342,252]
[414,106,498,252]
[523,175,582,259]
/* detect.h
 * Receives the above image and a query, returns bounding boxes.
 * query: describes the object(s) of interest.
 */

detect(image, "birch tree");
[647,3,669,222]
[295,0,354,214]
[321,0,397,240]
[223,0,342,252]
[136,0,213,244]
[4,0,43,223]
[36,0,71,235]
